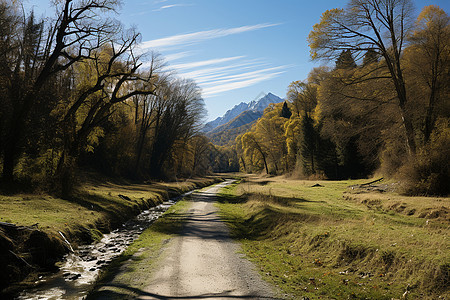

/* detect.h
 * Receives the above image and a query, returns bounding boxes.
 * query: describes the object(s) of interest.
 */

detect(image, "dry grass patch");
[217,176,449,299]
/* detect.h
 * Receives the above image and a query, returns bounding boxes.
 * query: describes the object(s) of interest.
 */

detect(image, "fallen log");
[359,177,384,186]
[0,221,38,231]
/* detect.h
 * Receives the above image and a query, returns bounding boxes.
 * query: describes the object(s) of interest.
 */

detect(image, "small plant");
[381,250,395,267]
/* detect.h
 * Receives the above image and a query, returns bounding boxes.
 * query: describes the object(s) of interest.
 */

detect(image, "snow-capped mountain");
[203,92,283,133]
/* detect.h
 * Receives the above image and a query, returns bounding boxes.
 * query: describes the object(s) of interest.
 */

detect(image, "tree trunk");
[55,151,74,198]
[424,76,438,143]
[2,142,16,183]
[401,108,417,155]
[262,152,269,175]
[240,156,247,173]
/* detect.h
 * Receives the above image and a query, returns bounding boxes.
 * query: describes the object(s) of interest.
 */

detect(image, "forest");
[0,0,449,197]
[227,3,449,196]
[0,0,210,196]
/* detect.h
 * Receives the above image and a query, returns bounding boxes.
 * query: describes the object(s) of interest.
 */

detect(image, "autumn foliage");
[234,3,449,195]
[0,0,209,195]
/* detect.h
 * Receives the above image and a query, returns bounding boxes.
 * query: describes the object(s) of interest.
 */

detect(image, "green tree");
[408,5,450,143]
[280,101,292,119]
[335,49,356,69]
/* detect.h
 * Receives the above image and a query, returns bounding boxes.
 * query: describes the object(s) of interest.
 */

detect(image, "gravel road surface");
[139,180,280,300]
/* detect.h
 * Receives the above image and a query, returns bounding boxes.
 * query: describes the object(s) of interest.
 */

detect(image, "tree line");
[0,0,208,196]
[234,2,449,195]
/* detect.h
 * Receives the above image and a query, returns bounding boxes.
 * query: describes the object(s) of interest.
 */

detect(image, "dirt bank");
[0,176,222,298]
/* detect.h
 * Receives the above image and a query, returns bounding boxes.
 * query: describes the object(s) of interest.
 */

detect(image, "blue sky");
[25,0,450,121]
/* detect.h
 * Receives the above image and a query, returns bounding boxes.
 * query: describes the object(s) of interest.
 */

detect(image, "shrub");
[401,118,450,196]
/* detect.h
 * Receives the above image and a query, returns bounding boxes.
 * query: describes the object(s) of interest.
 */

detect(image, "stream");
[17,191,194,300]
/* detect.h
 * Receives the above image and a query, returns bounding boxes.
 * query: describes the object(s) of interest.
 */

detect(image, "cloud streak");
[169,56,245,71]
[169,56,288,97]
[139,23,280,50]
[164,51,194,62]
[152,4,191,12]
[141,23,285,98]
[202,71,286,97]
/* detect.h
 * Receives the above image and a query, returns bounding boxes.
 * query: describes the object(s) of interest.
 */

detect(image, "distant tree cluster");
[0,0,207,195]
[236,2,449,195]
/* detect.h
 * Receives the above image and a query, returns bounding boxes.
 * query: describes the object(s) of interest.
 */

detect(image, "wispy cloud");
[169,56,245,71]
[139,23,280,51]
[178,60,268,83]
[202,71,286,97]
[170,56,289,97]
[164,51,194,62]
[139,22,285,98]
[152,3,192,12]
[200,66,289,87]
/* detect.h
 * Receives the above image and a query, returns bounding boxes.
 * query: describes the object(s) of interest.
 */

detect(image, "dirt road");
[139,180,279,299]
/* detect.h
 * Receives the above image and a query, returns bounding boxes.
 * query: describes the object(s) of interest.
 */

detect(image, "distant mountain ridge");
[204,92,284,146]
[203,92,283,133]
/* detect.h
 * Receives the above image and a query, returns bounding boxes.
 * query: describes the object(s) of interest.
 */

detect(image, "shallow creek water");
[17,191,194,300]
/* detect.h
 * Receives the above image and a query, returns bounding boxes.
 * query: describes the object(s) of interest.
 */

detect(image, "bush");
[401,118,450,196]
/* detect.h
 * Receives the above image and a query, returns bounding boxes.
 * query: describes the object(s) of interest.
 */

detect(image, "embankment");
[0,175,222,297]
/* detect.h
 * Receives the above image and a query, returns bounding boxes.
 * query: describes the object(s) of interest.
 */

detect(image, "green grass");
[216,176,449,299]
[0,177,219,245]
[87,199,191,299]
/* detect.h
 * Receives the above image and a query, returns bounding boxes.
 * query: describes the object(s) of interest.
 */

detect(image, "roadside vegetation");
[217,176,449,299]
[0,176,219,297]
[87,198,191,299]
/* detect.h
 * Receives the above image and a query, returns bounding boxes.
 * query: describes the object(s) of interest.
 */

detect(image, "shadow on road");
[88,283,282,299]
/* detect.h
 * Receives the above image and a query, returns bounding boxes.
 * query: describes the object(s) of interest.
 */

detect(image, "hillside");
[203,92,283,133]
[204,92,283,146]
[207,110,262,146]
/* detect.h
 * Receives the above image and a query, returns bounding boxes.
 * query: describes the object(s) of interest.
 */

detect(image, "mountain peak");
[203,92,283,133]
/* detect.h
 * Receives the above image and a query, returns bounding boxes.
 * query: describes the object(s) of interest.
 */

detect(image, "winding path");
[139,180,279,300]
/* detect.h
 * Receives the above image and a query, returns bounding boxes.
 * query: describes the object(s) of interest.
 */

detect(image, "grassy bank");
[216,175,449,299]
[87,198,191,299]
[0,175,220,295]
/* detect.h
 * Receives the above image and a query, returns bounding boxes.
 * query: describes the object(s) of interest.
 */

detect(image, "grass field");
[216,175,449,299]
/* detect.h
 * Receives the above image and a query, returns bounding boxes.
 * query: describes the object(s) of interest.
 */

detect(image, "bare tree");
[308,0,418,154]
[55,29,157,195]
[146,78,205,178]
[1,0,121,182]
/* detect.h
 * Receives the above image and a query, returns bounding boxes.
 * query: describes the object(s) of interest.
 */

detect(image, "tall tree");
[408,5,450,143]
[241,132,269,174]
[308,0,418,154]
[362,48,380,66]
[336,49,357,69]
[1,0,122,183]
[147,79,204,178]
[55,32,156,195]
[300,114,317,175]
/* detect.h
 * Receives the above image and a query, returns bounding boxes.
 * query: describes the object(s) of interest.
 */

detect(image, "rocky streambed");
[17,191,193,300]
